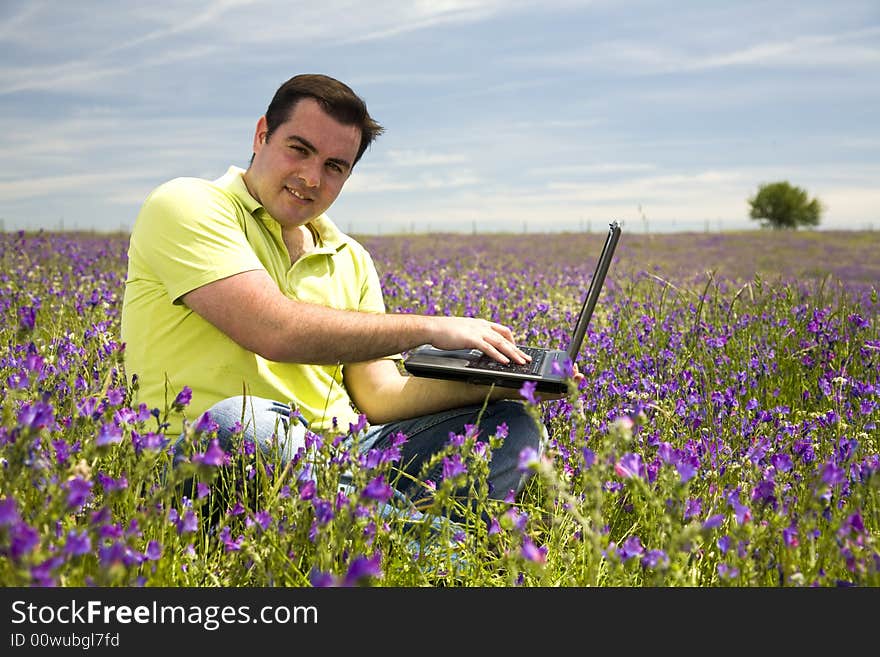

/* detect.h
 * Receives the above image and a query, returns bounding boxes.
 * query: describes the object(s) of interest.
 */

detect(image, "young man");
[121,73,579,514]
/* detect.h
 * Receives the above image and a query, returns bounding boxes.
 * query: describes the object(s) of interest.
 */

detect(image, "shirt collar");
[216,165,348,253]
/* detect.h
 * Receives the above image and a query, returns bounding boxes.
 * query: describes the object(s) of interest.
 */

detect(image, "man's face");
[243,97,361,228]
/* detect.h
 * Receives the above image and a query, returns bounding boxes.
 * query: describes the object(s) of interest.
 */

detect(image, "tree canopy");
[748,181,822,230]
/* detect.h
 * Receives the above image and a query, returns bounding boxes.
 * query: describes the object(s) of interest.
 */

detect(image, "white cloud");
[513,25,880,75]
[343,168,481,194]
[0,171,153,202]
[385,149,469,167]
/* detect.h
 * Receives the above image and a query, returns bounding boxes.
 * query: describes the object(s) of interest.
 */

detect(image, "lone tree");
[748,181,822,229]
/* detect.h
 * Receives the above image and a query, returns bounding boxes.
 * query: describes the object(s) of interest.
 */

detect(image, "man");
[122,73,579,517]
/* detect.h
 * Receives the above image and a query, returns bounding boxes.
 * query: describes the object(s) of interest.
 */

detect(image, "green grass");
[1,229,878,586]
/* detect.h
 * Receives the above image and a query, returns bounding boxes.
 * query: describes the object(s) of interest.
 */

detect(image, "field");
[1,228,878,586]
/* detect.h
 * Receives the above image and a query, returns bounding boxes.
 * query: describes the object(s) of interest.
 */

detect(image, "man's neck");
[282,223,316,264]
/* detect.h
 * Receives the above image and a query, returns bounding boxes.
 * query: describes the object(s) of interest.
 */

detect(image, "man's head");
[244,74,383,228]
[261,73,383,168]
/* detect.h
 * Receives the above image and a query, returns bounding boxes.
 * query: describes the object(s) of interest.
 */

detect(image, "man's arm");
[181,269,531,365]
[343,357,582,425]
[342,358,518,424]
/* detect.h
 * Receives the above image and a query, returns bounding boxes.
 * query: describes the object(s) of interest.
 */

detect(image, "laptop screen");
[566,221,621,360]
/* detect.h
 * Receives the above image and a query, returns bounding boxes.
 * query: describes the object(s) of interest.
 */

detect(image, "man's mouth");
[286,186,311,202]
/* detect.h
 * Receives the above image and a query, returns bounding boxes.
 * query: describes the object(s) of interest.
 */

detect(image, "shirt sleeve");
[128,177,265,303]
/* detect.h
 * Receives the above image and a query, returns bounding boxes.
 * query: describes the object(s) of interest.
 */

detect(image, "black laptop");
[403,221,621,393]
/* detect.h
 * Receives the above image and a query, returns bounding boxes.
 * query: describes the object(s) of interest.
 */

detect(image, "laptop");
[403,220,621,394]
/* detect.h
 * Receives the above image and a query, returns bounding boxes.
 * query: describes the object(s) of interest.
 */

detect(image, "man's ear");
[253,115,269,152]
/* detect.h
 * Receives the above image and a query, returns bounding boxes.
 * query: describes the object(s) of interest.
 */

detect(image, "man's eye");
[327,163,342,173]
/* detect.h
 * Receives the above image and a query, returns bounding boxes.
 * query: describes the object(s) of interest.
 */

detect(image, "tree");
[747,181,822,230]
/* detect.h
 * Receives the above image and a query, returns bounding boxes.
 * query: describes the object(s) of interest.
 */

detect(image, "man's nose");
[298,160,321,188]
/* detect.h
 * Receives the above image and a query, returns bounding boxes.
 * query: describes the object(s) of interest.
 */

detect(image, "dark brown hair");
[263,73,384,166]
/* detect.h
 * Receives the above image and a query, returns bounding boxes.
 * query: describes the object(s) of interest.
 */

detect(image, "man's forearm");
[343,359,521,424]
[182,269,526,366]
[261,301,432,364]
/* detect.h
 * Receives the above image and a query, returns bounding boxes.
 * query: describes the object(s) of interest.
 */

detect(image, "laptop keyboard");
[470,346,547,375]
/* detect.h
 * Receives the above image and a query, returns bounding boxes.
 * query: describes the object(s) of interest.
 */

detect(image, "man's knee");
[487,399,546,449]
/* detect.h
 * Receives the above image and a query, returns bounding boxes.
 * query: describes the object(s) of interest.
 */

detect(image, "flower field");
[1,228,878,587]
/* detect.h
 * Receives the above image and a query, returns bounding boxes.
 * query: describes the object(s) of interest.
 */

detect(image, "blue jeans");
[176,395,545,523]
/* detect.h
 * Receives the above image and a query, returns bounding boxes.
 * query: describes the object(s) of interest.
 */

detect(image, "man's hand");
[424,316,531,365]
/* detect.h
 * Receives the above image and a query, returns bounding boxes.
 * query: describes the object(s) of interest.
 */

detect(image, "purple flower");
[176,510,198,535]
[821,462,846,486]
[362,476,394,503]
[31,557,63,586]
[676,461,697,483]
[218,526,244,552]
[641,549,669,569]
[145,541,162,561]
[840,512,865,537]
[172,386,193,410]
[618,536,644,561]
[751,479,777,508]
[310,570,338,587]
[657,442,676,463]
[517,446,540,472]
[96,421,123,446]
[131,430,168,453]
[519,380,540,404]
[17,400,56,431]
[194,412,219,435]
[615,452,645,479]
[299,479,316,501]
[63,530,91,556]
[581,447,596,468]
[98,541,141,568]
[349,414,368,435]
[97,472,128,492]
[312,499,334,525]
[504,506,529,532]
[441,454,467,481]
[770,452,793,473]
[9,522,40,560]
[76,397,104,420]
[18,305,37,331]
[192,439,226,467]
[65,476,93,509]
[550,356,575,378]
[684,498,703,520]
[52,439,71,466]
[726,489,752,525]
[522,536,548,564]
[0,497,20,526]
[702,514,725,530]
[342,552,382,586]
[718,563,740,580]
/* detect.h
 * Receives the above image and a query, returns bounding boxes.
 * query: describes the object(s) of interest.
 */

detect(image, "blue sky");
[1,0,878,234]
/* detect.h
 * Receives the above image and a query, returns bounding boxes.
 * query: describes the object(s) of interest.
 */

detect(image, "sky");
[1,0,878,235]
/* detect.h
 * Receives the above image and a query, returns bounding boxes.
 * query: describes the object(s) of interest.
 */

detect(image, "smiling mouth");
[286,186,311,202]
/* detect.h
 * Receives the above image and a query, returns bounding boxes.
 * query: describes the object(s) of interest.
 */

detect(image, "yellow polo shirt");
[121,166,389,435]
